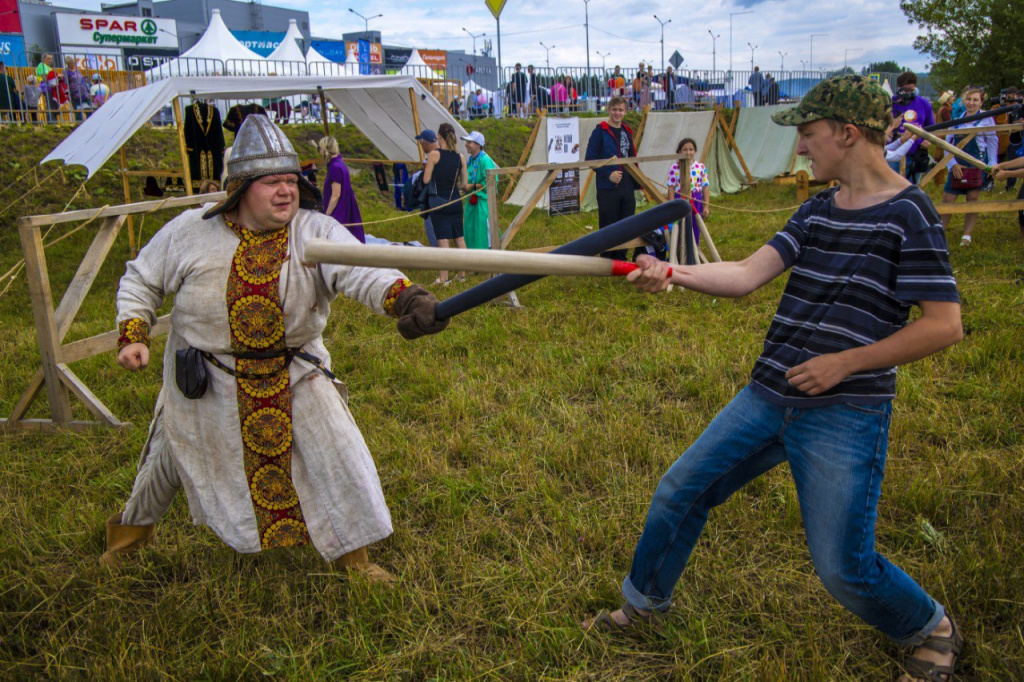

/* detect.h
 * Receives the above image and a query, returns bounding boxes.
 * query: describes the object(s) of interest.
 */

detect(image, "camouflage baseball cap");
[771,75,892,132]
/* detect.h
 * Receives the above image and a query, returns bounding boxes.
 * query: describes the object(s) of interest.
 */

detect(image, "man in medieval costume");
[103,114,449,580]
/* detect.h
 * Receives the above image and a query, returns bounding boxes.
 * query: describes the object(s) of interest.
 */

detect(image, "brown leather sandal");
[903,616,963,681]
[583,603,663,632]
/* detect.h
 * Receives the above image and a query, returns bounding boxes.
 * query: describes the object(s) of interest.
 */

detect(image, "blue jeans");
[622,386,945,646]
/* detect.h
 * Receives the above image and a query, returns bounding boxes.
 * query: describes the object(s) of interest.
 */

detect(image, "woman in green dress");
[461,131,498,249]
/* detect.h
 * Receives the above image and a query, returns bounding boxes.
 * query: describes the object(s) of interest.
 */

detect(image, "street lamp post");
[596,50,610,71]
[347,8,382,34]
[462,28,485,56]
[707,30,720,75]
[583,0,591,96]
[729,10,753,80]
[747,42,757,71]
[809,33,828,72]
[654,15,671,73]
[540,42,555,69]
[778,51,787,72]
[843,47,862,73]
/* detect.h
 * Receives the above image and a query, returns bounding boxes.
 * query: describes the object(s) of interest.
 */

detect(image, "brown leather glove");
[394,284,449,340]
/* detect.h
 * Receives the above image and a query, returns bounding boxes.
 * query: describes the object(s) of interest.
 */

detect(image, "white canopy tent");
[462,79,493,98]
[146,9,268,80]
[399,50,439,77]
[265,19,306,76]
[42,75,468,178]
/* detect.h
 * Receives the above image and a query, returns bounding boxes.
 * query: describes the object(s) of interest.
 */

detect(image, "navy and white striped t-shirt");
[750,185,959,407]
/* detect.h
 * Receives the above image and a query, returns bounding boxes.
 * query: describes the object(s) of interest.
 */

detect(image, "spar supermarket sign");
[55,13,179,50]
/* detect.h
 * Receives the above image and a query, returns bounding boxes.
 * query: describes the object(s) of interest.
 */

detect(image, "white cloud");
[55,0,931,72]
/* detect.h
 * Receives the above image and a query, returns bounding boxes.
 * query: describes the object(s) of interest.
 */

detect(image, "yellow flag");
[485,0,508,19]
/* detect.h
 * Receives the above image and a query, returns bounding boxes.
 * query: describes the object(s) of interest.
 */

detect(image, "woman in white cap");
[461,130,498,250]
[102,114,449,580]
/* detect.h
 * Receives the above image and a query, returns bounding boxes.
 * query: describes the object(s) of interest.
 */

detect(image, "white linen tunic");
[117,207,406,561]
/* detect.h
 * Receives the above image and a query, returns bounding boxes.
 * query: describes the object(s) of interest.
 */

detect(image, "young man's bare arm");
[994,155,1024,178]
[627,246,787,297]
[785,300,963,396]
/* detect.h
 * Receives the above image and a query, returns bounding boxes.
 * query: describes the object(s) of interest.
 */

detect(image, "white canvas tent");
[731,104,812,180]
[637,111,747,195]
[146,10,269,80]
[42,75,467,178]
[399,50,438,76]
[462,79,493,98]
[265,19,306,76]
[507,117,605,211]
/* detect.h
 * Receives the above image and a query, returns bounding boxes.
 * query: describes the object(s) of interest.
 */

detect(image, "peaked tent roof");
[405,50,430,68]
[266,19,306,74]
[147,9,267,79]
[399,49,437,76]
[42,75,467,178]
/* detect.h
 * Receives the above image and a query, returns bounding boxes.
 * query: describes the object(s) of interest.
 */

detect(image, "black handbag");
[175,347,209,399]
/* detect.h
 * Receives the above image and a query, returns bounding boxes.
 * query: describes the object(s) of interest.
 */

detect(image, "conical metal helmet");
[202,113,321,220]
[226,113,300,181]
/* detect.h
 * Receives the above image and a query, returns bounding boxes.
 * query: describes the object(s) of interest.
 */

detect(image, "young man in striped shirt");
[585,76,964,681]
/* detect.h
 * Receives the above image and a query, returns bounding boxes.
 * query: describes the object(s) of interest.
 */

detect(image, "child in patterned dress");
[666,138,711,249]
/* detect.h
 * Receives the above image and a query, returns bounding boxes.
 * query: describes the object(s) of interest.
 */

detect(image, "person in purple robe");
[316,136,365,242]
[891,71,935,180]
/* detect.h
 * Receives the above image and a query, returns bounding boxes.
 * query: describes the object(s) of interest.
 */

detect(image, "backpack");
[405,171,430,214]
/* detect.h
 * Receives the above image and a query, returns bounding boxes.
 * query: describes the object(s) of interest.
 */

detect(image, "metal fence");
[0,48,939,127]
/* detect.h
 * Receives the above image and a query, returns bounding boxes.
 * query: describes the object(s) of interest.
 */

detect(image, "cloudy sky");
[56,0,932,72]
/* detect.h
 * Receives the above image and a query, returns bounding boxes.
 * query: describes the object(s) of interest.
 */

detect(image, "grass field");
[0,119,1022,679]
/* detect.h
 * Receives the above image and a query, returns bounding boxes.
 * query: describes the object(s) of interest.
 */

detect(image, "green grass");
[0,120,1023,679]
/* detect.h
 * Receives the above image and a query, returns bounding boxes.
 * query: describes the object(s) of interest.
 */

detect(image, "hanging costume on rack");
[184,101,226,182]
[223,103,268,134]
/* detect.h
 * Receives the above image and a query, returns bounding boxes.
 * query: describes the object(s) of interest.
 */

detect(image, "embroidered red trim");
[225,217,310,550]
[383,278,412,318]
[117,318,150,351]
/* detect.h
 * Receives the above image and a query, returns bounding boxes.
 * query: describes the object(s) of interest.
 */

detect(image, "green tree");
[863,60,906,75]
[901,0,1024,95]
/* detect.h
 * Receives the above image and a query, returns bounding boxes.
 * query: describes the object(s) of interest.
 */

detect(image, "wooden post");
[53,217,125,341]
[796,170,810,203]
[500,169,558,249]
[317,86,331,139]
[486,169,501,250]
[918,132,977,188]
[119,147,136,257]
[624,164,666,204]
[634,104,651,149]
[172,97,193,196]
[19,226,73,424]
[701,107,719,164]
[408,87,424,163]
[682,157,697,267]
[694,213,721,262]
[728,106,739,138]
[718,113,754,183]
[501,113,545,202]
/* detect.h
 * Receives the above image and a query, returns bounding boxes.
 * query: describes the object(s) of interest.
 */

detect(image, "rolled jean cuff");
[893,599,945,648]
[622,576,672,614]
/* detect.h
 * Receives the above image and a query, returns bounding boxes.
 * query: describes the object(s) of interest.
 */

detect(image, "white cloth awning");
[42,75,467,178]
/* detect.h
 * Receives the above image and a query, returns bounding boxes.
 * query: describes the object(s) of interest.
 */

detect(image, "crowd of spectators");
[0,53,114,123]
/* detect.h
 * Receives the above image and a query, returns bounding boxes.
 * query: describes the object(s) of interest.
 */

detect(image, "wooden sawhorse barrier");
[2,191,225,434]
